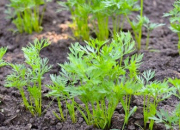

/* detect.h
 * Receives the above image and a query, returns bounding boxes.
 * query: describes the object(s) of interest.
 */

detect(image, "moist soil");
[0,0,179,130]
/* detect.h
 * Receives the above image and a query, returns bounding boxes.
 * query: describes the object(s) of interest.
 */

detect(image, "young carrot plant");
[125,0,158,50]
[126,15,145,50]
[0,47,6,103]
[5,39,52,116]
[0,47,7,67]
[138,73,175,130]
[103,0,139,39]
[164,0,180,54]
[169,78,180,99]
[119,79,141,130]
[6,0,51,34]
[125,0,144,51]
[58,0,91,41]
[174,103,180,129]
[149,109,179,130]
[47,74,77,123]
[90,0,110,40]
[168,78,180,129]
[143,17,165,50]
[48,32,144,129]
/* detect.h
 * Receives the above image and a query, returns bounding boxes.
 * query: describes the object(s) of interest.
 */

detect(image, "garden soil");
[0,0,179,130]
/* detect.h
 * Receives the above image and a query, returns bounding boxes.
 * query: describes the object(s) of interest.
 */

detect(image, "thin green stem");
[138,0,144,50]
[143,95,147,129]
[126,15,140,49]
[57,97,65,121]
[38,75,42,116]
[177,33,180,54]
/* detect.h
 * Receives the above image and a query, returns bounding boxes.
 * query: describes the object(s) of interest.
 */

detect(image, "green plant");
[150,108,179,130]
[164,0,180,54]
[47,74,77,123]
[143,17,165,50]
[125,0,144,50]
[174,103,180,129]
[5,39,52,116]
[90,0,110,41]
[48,32,144,129]
[168,78,180,129]
[119,79,140,130]
[138,72,175,130]
[126,15,145,50]
[59,0,141,41]
[125,0,162,50]
[103,0,139,39]
[0,47,7,67]
[139,0,143,49]
[169,78,180,99]
[58,0,91,41]
[6,0,51,34]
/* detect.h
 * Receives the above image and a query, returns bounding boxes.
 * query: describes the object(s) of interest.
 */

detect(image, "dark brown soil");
[0,0,179,130]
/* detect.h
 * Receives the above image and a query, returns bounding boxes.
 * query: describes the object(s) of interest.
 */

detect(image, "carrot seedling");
[5,0,51,34]
[47,74,77,123]
[119,79,140,130]
[0,47,7,67]
[149,109,179,130]
[139,77,175,130]
[169,78,180,99]
[103,0,139,39]
[164,0,180,54]
[5,39,52,116]
[58,0,91,41]
[174,103,180,129]
[90,0,110,41]
[48,32,144,129]
[168,78,180,129]
[143,17,165,50]
[126,0,144,51]
[126,15,145,50]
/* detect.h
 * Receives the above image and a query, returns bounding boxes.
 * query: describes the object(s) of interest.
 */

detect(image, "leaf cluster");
[0,47,7,67]
[5,0,51,34]
[46,31,176,130]
[5,39,52,116]
[47,32,144,129]
[150,105,180,130]
[164,0,180,54]
[58,0,139,41]
[137,70,175,130]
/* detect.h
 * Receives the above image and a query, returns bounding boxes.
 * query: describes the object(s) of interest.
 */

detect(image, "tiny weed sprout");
[0,47,7,67]
[164,0,180,54]
[6,0,51,34]
[5,39,52,116]
[47,32,144,129]
[143,17,165,50]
